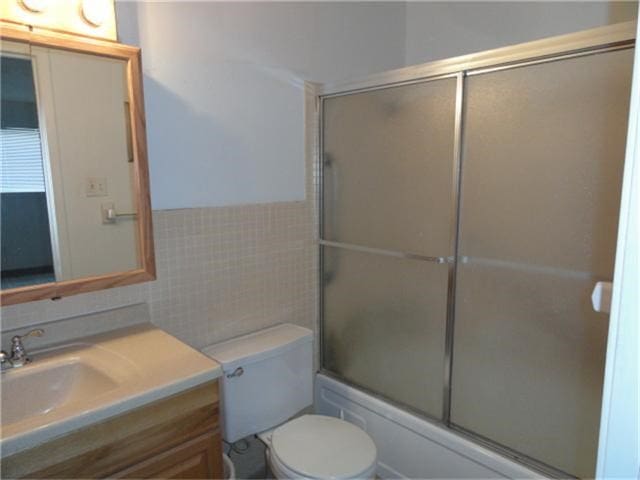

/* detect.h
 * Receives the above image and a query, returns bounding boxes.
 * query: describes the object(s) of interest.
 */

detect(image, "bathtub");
[315,374,544,479]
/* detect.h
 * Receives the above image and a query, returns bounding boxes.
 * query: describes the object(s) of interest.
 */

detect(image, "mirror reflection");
[0,43,140,290]
[1,55,54,288]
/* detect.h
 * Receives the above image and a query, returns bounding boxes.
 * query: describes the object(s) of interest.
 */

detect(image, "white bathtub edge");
[314,373,545,480]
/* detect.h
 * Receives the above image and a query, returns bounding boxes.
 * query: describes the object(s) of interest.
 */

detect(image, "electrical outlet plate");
[86,177,108,197]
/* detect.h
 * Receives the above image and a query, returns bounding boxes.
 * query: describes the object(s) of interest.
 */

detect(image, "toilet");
[202,324,377,480]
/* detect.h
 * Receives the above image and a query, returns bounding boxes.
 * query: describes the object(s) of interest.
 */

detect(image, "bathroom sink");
[0,324,222,458]
[1,356,120,425]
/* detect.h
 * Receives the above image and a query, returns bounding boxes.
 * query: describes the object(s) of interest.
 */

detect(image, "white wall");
[115,1,407,210]
[115,1,635,211]
[404,1,637,66]
[596,17,640,480]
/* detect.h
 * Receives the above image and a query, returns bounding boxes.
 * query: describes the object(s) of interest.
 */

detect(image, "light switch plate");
[86,177,108,197]
[101,202,116,224]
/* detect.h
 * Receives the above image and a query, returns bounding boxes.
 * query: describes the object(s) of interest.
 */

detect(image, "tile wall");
[1,202,317,350]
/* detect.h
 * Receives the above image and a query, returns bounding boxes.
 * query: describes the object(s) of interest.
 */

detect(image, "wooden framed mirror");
[0,23,155,305]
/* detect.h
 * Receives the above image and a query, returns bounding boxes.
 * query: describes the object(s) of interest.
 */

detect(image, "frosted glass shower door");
[451,48,633,478]
[321,77,458,417]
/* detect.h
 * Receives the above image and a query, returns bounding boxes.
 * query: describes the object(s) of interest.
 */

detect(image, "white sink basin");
[2,355,121,425]
[0,324,222,458]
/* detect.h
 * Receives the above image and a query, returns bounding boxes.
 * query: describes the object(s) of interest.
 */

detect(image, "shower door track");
[316,21,637,479]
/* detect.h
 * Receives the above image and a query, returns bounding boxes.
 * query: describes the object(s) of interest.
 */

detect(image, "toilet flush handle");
[226,366,244,378]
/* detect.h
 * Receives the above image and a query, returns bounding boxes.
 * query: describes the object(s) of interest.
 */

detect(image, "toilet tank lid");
[201,324,313,372]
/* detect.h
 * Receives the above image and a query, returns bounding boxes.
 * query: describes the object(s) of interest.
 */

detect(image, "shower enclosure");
[318,23,635,479]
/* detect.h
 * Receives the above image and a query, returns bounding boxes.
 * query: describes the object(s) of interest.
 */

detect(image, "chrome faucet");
[3,328,45,369]
[0,350,12,371]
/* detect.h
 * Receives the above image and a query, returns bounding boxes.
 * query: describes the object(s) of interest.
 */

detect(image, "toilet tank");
[202,324,313,443]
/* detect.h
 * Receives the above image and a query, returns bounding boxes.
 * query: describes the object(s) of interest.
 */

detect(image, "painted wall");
[115,1,407,210]
[115,1,635,211]
[404,1,637,66]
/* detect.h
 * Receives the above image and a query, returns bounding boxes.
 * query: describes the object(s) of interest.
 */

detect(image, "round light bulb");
[81,0,109,27]
[20,0,48,13]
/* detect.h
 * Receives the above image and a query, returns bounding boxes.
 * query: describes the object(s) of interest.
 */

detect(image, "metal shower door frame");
[315,21,636,478]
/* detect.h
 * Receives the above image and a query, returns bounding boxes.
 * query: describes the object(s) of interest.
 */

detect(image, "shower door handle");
[323,153,339,238]
[591,281,613,314]
[323,153,339,284]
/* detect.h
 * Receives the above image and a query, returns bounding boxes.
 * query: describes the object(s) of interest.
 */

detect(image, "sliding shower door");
[321,77,458,417]
[451,48,633,478]
[320,33,634,479]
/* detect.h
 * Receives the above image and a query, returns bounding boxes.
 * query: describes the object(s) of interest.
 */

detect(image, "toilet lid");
[270,415,377,480]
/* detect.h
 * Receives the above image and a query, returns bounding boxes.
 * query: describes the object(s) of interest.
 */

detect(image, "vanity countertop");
[0,323,222,457]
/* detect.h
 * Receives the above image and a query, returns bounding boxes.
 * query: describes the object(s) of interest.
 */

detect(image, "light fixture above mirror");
[20,0,48,13]
[81,0,108,27]
[1,0,116,41]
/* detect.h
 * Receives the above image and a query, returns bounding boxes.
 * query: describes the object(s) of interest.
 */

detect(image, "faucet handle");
[12,328,44,344]
[10,328,44,367]
[20,328,44,339]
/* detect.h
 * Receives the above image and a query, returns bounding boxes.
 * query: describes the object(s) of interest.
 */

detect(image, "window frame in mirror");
[0,23,155,306]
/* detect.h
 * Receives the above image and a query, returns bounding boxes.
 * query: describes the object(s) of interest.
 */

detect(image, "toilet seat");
[268,415,377,479]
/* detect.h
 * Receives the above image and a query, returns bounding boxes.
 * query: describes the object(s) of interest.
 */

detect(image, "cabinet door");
[113,431,223,479]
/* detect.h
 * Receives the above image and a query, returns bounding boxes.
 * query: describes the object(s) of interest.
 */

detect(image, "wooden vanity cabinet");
[2,380,224,479]
[113,432,223,479]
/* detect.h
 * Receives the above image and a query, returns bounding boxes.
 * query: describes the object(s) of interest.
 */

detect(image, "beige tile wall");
[149,201,317,347]
[1,201,317,349]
